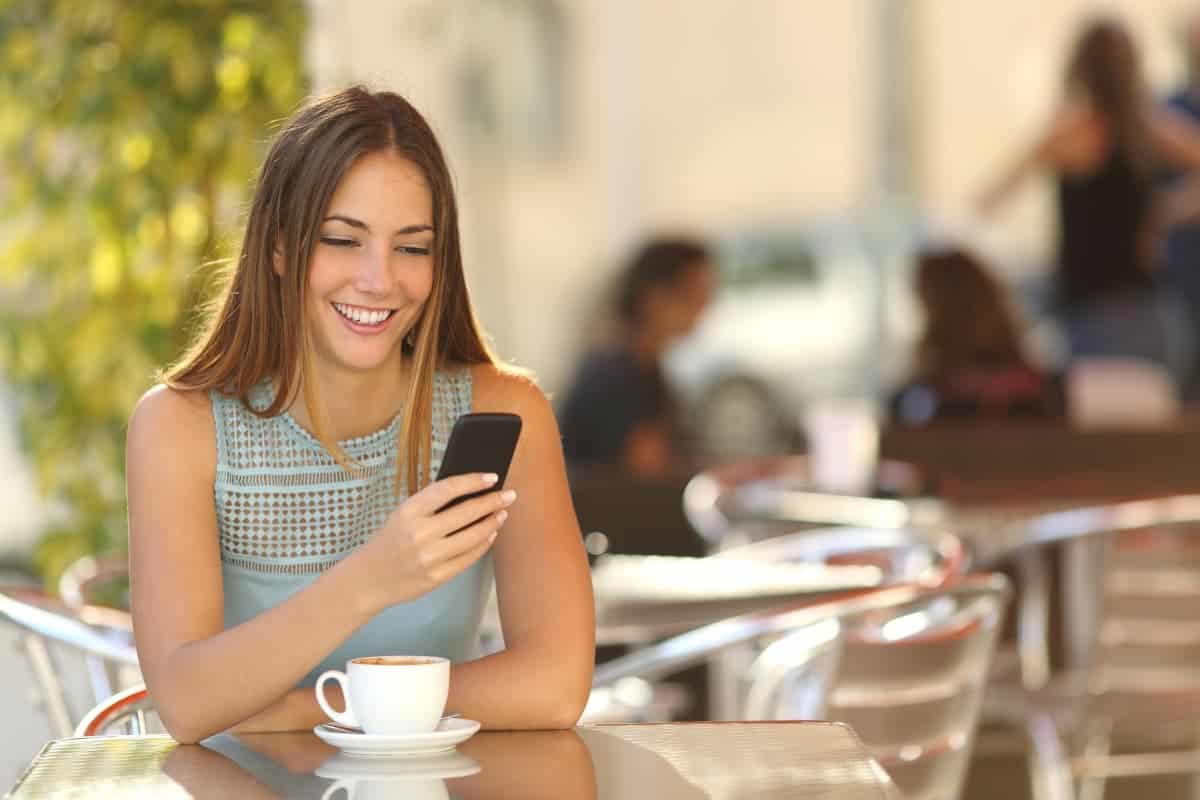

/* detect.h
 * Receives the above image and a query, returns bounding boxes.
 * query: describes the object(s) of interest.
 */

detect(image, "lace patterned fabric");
[210,367,493,685]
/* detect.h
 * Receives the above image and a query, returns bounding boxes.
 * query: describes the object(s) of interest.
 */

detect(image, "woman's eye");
[320,236,358,248]
[396,245,431,256]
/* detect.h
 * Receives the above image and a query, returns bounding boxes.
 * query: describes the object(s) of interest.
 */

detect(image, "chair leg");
[20,633,74,738]
[1016,550,1052,690]
[1077,716,1113,800]
[1026,710,1076,800]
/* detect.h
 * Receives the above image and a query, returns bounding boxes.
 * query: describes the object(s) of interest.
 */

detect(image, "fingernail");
[497,510,508,524]
[501,489,517,504]
[488,530,499,543]
[482,473,499,485]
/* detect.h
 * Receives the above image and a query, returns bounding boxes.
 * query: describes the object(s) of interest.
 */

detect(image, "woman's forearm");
[145,558,374,743]
[447,646,591,731]
[225,645,591,734]
[229,686,342,734]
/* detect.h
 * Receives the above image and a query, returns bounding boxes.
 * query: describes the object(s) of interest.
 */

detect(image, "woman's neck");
[286,362,413,442]
[626,326,667,367]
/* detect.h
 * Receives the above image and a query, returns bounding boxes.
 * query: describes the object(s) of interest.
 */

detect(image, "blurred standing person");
[1162,9,1200,401]
[979,17,1200,390]
[892,247,1066,425]
[559,238,715,478]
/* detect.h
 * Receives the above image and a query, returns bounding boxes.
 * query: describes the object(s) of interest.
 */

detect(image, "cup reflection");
[316,750,480,800]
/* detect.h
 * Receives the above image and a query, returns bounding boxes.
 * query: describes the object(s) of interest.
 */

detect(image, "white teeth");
[334,303,392,326]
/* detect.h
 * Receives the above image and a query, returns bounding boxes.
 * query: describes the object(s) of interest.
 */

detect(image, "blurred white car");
[663,215,924,459]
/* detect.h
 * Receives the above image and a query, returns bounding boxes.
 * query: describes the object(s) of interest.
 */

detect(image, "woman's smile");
[331,301,399,334]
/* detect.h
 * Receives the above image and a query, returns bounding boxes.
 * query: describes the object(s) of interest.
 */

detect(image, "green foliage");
[0,1,307,586]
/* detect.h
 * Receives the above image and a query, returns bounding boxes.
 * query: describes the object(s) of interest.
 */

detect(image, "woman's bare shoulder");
[469,362,551,418]
[127,385,216,468]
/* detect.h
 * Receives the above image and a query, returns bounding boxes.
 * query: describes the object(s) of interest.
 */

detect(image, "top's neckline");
[260,379,412,453]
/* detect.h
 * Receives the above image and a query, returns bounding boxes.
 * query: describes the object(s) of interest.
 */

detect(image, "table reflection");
[165,728,597,800]
[10,722,895,799]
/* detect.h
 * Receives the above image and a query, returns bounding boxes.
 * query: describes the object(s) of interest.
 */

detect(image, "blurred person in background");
[1162,8,1200,402]
[978,17,1200,391]
[558,237,715,479]
[892,247,1066,425]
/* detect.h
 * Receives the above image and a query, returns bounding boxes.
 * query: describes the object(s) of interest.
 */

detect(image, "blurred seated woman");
[891,247,1066,425]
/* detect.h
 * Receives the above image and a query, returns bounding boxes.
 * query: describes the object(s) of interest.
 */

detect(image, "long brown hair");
[915,248,1028,379]
[1065,17,1153,171]
[164,86,495,493]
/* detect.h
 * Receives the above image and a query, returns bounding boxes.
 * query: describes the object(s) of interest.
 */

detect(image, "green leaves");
[0,0,307,586]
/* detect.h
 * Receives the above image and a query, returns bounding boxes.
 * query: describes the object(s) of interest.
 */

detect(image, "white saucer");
[316,750,481,780]
[313,717,481,758]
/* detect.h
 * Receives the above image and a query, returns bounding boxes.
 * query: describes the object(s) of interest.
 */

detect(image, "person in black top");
[1163,9,1200,401]
[892,247,1066,425]
[978,17,1200,389]
[559,238,715,477]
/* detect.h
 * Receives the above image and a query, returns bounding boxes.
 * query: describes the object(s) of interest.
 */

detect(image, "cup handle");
[321,779,353,800]
[315,670,359,729]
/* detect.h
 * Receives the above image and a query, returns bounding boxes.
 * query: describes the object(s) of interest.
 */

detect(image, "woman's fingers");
[426,512,506,583]
[430,489,516,538]
[407,473,499,517]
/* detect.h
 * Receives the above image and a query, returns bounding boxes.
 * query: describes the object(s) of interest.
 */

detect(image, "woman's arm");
[976,99,1086,216]
[128,387,510,743]
[440,367,595,729]
[1151,105,1200,172]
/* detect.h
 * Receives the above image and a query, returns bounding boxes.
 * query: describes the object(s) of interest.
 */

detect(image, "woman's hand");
[350,472,516,613]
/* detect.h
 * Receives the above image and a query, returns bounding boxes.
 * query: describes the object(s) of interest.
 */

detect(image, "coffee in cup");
[315,655,450,735]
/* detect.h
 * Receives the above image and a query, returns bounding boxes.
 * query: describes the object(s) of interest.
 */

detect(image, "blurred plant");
[0,1,307,587]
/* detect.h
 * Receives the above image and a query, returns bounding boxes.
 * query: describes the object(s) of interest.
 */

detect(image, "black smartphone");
[435,412,523,512]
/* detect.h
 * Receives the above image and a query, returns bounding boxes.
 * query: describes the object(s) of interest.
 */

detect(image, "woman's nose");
[353,246,391,295]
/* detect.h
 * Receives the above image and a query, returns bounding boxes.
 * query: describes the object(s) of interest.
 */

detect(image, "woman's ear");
[272,240,285,277]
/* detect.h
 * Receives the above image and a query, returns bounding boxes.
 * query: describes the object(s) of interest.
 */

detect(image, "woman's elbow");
[541,674,591,730]
[151,688,221,745]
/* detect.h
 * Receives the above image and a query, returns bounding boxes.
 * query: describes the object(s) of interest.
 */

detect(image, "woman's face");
[298,150,435,382]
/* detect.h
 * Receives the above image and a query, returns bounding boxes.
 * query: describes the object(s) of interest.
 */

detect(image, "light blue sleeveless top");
[210,368,492,687]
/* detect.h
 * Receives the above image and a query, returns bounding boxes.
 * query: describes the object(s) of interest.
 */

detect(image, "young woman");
[891,247,1066,424]
[126,86,595,744]
[978,17,1200,387]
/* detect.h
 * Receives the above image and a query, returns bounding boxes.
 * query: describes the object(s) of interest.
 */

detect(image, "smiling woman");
[123,86,595,743]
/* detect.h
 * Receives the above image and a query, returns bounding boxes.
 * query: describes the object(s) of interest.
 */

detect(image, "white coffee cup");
[315,656,450,735]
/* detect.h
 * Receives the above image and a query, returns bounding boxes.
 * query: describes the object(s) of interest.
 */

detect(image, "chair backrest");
[59,553,130,611]
[592,577,1008,799]
[1089,526,1200,697]
[744,580,1008,800]
[682,455,938,546]
[0,587,139,738]
[990,495,1200,683]
[714,525,968,589]
[74,683,163,737]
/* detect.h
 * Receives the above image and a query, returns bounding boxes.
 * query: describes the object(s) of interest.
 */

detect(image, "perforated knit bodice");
[210,368,492,686]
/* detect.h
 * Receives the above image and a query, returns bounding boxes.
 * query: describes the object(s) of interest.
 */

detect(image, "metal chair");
[57,553,138,711]
[0,586,139,738]
[682,454,941,546]
[592,575,1026,800]
[712,524,968,587]
[74,683,162,737]
[59,553,130,611]
[974,495,1200,799]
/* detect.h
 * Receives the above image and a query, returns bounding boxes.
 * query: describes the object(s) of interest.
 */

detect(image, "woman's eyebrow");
[322,215,434,235]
